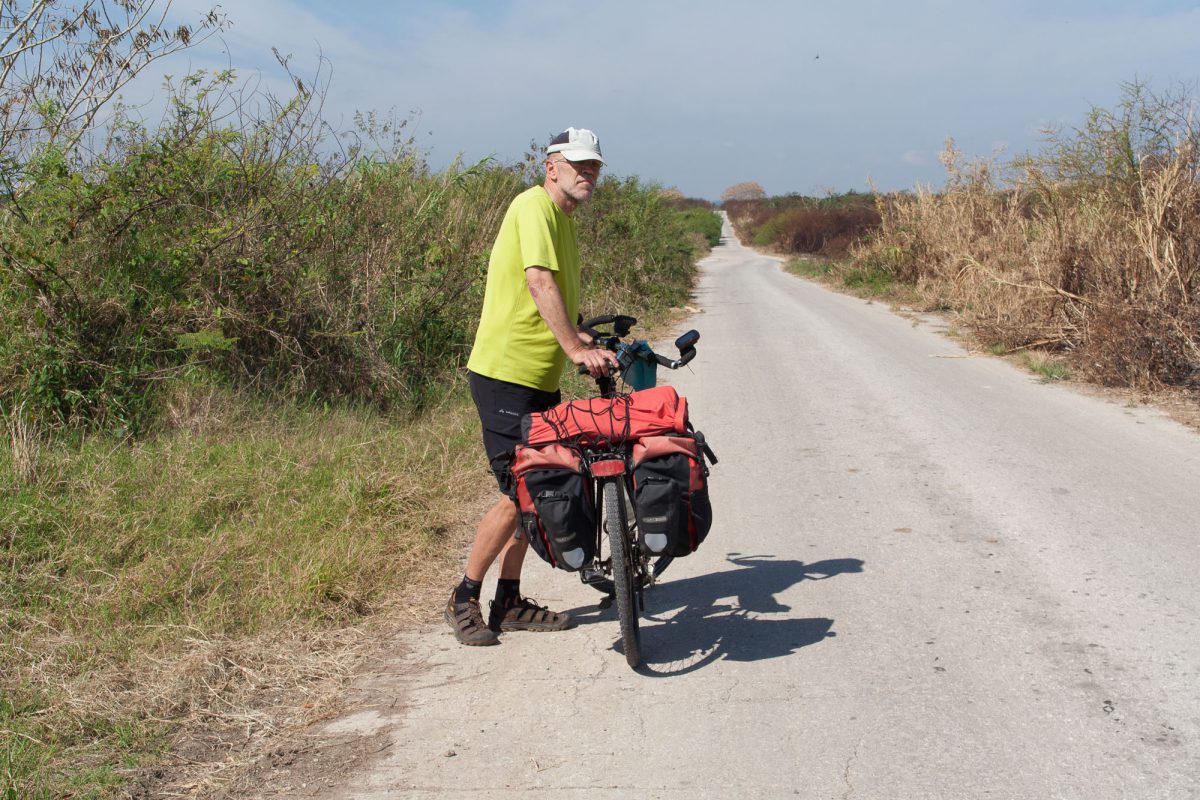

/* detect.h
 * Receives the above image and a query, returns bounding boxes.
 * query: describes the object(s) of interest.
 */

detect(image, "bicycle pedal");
[580,567,608,587]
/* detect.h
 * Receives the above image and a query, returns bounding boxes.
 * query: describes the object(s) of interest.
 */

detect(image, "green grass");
[783,255,896,298]
[675,207,723,247]
[1019,351,1071,382]
[784,256,836,279]
[0,383,488,798]
[842,264,895,296]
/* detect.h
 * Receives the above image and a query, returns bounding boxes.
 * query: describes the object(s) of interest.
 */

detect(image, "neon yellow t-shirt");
[466,186,580,391]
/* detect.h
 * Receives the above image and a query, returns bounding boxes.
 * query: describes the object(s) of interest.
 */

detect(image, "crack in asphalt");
[841,735,863,800]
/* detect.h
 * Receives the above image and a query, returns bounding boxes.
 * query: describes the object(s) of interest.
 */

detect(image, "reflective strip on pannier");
[512,443,596,572]
[631,435,713,558]
[522,385,688,446]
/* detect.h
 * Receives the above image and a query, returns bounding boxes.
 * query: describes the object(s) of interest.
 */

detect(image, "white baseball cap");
[547,127,605,164]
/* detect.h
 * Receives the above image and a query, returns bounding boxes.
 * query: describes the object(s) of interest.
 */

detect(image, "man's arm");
[525,266,617,378]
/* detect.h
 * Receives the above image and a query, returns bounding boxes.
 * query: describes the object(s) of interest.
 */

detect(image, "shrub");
[1,74,703,434]
[726,193,881,258]
[577,175,704,315]
[676,207,723,247]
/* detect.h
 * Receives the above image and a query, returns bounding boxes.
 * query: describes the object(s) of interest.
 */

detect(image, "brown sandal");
[445,594,500,645]
[489,596,572,633]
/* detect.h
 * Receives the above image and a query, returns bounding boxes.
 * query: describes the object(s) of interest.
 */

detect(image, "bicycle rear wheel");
[603,480,640,668]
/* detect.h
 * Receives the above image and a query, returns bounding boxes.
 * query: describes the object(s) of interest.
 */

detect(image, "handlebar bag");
[631,434,713,558]
[512,443,596,571]
[522,385,688,446]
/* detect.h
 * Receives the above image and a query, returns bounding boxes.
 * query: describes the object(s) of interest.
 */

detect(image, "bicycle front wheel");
[604,480,641,668]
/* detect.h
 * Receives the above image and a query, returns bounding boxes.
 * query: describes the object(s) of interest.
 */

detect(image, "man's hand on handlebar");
[569,343,619,378]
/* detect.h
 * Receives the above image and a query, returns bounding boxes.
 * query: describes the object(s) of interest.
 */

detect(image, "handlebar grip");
[581,314,637,340]
[579,315,614,340]
[653,347,697,369]
[581,315,617,329]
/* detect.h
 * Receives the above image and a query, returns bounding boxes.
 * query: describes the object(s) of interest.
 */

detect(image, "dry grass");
[853,124,1200,393]
[4,403,43,488]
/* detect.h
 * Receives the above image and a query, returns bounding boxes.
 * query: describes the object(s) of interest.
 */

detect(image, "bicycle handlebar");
[577,314,699,379]
[580,314,636,341]
[659,348,697,369]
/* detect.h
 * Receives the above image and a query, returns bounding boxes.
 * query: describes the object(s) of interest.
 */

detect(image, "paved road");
[313,217,1200,799]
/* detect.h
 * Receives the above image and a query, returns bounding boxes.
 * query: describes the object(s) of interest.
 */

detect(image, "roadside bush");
[0,73,702,434]
[725,192,881,258]
[577,175,705,315]
[0,78,519,431]
[676,207,723,247]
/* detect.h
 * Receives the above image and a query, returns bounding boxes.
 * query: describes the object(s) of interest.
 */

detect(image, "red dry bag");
[521,385,689,447]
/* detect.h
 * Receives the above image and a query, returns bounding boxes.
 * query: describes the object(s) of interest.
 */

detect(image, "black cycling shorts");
[468,371,562,498]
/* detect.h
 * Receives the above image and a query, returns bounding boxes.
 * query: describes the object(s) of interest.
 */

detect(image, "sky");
[143,0,1200,200]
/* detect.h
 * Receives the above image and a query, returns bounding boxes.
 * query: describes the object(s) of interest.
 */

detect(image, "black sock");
[454,576,483,603]
[495,578,521,608]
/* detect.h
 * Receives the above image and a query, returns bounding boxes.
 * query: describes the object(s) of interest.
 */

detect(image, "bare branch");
[0,0,54,58]
[54,2,168,139]
[1,0,224,178]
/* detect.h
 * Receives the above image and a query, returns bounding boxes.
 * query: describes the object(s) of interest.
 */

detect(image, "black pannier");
[512,443,596,571]
[632,434,713,558]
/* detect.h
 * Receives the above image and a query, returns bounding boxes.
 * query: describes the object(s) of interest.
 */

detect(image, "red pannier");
[511,443,596,571]
[522,385,689,446]
[631,434,713,558]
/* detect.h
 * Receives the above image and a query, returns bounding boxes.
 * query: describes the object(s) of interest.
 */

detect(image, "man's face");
[548,157,601,204]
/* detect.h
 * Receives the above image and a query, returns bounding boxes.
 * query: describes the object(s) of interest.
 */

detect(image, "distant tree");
[721,181,766,202]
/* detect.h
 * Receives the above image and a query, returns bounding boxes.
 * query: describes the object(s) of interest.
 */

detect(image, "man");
[446,128,620,646]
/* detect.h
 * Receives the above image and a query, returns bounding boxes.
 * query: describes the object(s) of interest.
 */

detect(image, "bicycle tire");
[604,480,641,668]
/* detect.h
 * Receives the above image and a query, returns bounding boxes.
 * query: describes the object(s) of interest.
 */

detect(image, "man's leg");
[464,498,519,581]
[445,499,517,647]
[496,521,529,579]
[449,371,570,644]
[486,508,571,635]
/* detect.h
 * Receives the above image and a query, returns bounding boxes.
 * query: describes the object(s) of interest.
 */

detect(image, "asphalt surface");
[311,216,1200,799]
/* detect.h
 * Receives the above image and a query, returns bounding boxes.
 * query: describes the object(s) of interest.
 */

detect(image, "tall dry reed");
[856,83,1200,389]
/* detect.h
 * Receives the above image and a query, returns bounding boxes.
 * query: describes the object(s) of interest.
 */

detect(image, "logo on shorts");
[496,407,521,417]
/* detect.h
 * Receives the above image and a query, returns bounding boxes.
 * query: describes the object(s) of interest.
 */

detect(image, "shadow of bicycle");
[569,553,864,677]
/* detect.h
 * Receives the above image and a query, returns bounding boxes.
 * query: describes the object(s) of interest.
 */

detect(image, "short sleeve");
[514,194,560,272]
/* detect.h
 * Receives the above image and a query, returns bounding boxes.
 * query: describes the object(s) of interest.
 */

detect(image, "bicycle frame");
[576,446,648,590]
[583,447,645,667]
[568,315,702,668]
